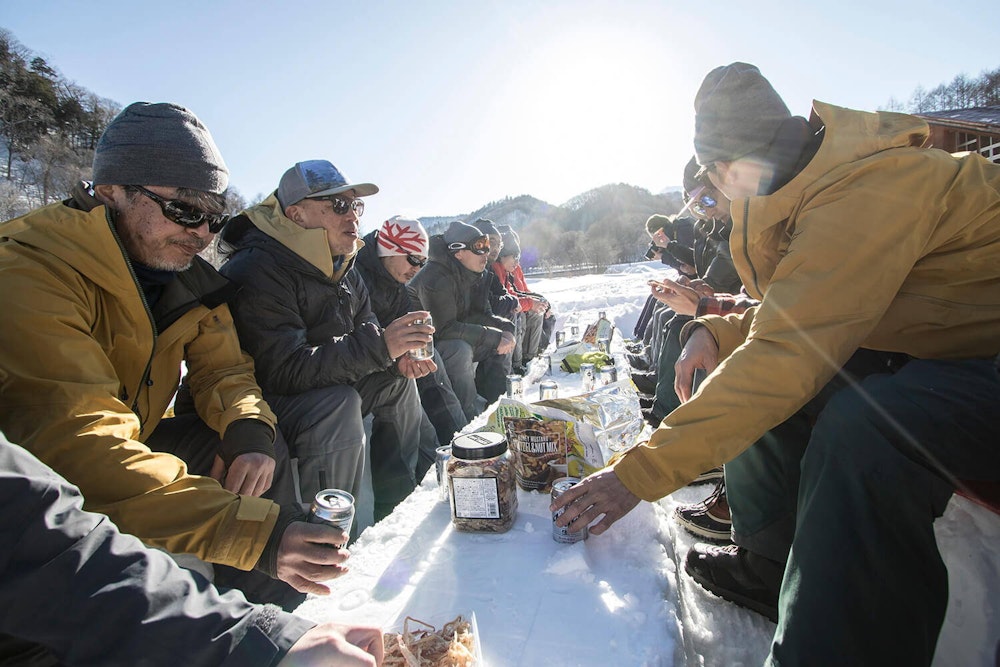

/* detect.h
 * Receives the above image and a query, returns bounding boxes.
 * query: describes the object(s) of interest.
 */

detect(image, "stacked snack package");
[484,380,642,479]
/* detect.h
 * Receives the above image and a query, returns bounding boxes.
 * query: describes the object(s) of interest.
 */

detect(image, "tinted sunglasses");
[448,237,491,255]
[681,185,718,218]
[405,254,428,267]
[129,185,229,233]
[314,194,365,217]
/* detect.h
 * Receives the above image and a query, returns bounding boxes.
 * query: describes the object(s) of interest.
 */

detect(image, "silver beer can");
[435,445,451,502]
[580,363,596,392]
[506,374,524,399]
[408,315,434,360]
[597,337,611,354]
[599,366,618,386]
[539,379,558,400]
[570,325,580,338]
[555,330,566,346]
[551,477,588,543]
[308,489,355,538]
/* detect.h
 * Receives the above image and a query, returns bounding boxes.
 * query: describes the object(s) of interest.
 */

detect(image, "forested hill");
[423,185,683,270]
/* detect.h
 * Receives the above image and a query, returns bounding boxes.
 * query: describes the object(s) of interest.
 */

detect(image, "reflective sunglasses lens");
[406,254,427,267]
[701,195,717,209]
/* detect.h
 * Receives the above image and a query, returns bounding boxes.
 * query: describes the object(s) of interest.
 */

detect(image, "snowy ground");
[295,262,1000,666]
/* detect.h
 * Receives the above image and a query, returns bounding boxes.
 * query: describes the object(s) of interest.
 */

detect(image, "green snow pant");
[723,353,1000,666]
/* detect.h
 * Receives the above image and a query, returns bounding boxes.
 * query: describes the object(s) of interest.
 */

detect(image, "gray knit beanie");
[92,102,229,193]
[693,63,791,167]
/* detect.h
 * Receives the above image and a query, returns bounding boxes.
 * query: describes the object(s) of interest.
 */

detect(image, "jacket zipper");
[741,199,761,296]
[105,208,158,427]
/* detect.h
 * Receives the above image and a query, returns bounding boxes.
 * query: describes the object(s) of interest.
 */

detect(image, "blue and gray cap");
[276,159,378,209]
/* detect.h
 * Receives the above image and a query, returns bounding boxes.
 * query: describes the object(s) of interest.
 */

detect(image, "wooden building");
[916,106,1000,163]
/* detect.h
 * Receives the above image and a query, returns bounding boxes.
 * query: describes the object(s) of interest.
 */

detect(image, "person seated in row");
[647,160,756,545]
[408,221,516,420]
[219,160,435,523]
[0,432,383,667]
[0,103,348,611]
[353,215,468,477]
[473,218,519,322]
[554,62,1000,666]
[627,213,697,375]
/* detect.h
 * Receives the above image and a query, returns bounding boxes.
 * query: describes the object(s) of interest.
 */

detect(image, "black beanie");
[444,220,486,251]
[92,102,229,193]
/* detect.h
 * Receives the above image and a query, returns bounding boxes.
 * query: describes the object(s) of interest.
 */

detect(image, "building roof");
[916,106,1000,131]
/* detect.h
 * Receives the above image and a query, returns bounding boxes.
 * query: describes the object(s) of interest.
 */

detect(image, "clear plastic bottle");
[409,314,434,359]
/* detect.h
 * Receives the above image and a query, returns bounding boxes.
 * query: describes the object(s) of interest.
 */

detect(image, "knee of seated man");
[288,385,364,453]
[805,375,908,473]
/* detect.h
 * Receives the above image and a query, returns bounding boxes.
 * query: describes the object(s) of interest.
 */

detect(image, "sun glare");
[483,23,690,203]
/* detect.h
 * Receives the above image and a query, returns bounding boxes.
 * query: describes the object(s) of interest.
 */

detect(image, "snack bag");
[484,398,604,478]
[502,416,569,491]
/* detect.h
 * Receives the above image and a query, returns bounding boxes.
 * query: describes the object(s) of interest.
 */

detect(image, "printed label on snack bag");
[452,477,501,519]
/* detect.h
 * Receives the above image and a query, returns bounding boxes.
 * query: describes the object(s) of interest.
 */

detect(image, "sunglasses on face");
[405,254,428,267]
[129,185,229,233]
[314,194,365,217]
[448,237,491,255]
[682,185,719,219]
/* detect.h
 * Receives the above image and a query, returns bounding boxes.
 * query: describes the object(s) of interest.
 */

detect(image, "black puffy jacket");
[407,235,514,360]
[353,230,413,326]
[219,215,393,394]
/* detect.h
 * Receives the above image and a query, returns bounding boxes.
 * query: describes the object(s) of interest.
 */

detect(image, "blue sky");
[4,0,997,231]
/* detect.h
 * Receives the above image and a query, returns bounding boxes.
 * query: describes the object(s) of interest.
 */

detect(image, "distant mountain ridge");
[421,183,683,269]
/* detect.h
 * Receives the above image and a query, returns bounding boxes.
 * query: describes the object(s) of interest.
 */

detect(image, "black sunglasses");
[313,194,365,217]
[129,185,229,233]
[405,254,428,267]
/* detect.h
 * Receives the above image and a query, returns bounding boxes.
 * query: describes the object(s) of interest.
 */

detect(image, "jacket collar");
[239,194,363,280]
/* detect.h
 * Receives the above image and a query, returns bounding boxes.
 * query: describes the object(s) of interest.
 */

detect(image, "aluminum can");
[580,363,596,392]
[599,366,618,386]
[506,374,524,399]
[551,477,588,543]
[570,324,580,338]
[539,379,558,400]
[555,330,566,346]
[597,337,611,353]
[598,311,607,320]
[308,489,355,537]
[408,315,434,359]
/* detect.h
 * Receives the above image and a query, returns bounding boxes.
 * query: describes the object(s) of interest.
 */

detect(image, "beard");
[110,204,207,272]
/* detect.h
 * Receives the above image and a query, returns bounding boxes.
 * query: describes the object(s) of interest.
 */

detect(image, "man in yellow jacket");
[553,63,1000,665]
[0,103,349,611]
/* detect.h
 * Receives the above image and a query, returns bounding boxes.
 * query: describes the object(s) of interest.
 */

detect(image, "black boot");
[684,543,782,623]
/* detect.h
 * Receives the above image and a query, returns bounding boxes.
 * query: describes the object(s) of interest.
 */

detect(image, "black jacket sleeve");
[0,435,314,667]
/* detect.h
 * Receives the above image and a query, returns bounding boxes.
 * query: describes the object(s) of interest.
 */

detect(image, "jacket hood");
[235,194,363,281]
[731,101,931,298]
[0,185,136,300]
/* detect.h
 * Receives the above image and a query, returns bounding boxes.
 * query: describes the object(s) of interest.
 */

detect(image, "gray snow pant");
[438,339,511,420]
[269,373,422,523]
